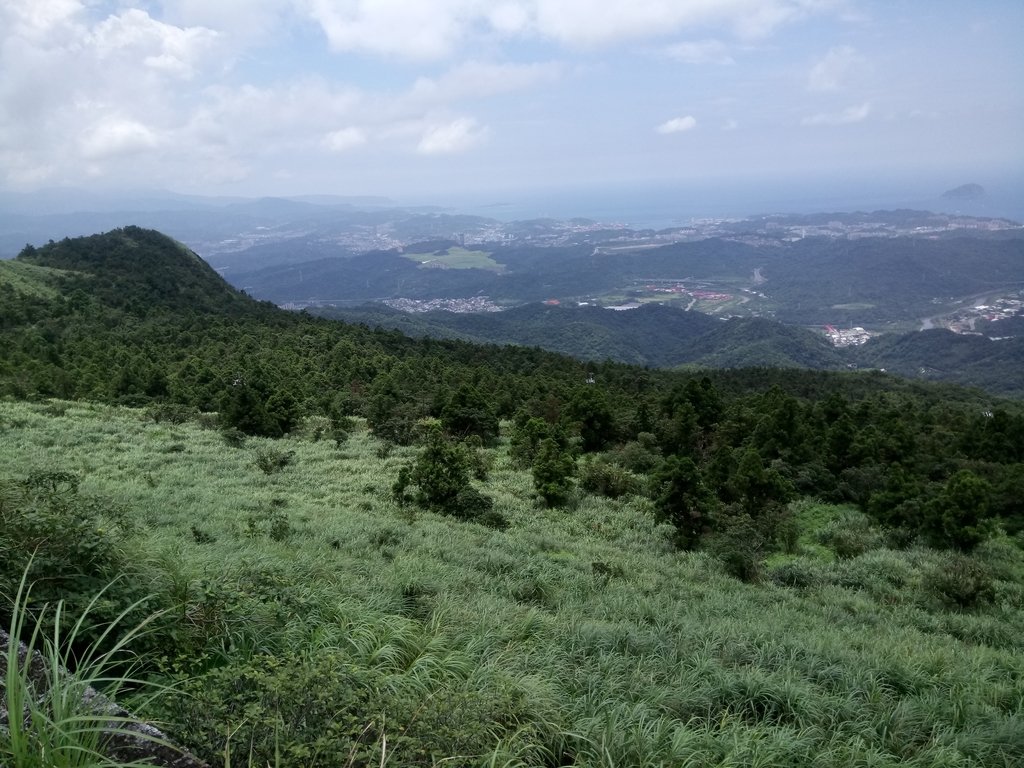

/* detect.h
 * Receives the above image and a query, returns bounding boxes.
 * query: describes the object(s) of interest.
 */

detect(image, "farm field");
[403,247,503,271]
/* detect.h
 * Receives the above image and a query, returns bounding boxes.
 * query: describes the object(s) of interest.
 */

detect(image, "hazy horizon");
[1,2,1021,203]
[3,172,1022,230]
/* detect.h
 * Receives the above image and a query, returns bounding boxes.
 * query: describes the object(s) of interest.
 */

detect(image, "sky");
[1,0,1022,205]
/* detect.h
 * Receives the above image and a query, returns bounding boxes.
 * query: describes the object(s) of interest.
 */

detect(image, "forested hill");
[3,227,1024,766]
[17,226,255,317]
[316,302,1024,396]
[1,226,1021,525]
[0,226,1010,414]
[316,302,728,367]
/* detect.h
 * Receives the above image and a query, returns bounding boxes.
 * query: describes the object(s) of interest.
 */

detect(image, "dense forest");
[314,302,1024,397]
[2,227,1023,766]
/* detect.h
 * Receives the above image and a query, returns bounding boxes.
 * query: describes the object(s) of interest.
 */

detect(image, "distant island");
[941,182,986,200]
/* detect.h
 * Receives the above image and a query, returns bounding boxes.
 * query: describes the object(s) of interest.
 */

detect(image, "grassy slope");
[0,259,72,298]
[2,399,1022,767]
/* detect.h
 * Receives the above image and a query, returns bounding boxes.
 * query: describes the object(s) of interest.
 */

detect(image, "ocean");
[428,175,1024,228]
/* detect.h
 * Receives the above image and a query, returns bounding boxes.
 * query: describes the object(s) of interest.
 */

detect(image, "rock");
[0,628,207,767]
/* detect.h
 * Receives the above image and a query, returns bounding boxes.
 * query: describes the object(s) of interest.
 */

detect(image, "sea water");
[429,174,1024,228]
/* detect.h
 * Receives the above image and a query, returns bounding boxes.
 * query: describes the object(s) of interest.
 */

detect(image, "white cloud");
[323,126,367,152]
[531,0,821,46]
[90,9,219,79]
[0,2,230,185]
[488,2,531,34]
[161,0,293,43]
[417,117,487,154]
[656,115,697,134]
[80,118,160,159]
[303,0,470,60]
[807,45,862,91]
[2,0,82,42]
[296,1,836,60]
[666,39,734,65]
[409,60,563,104]
[801,102,871,126]
[723,118,739,131]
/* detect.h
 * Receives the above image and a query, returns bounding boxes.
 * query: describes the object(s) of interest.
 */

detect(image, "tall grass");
[1,565,168,768]
[3,399,1024,767]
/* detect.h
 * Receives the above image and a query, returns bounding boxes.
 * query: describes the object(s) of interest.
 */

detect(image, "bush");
[397,427,500,524]
[146,402,198,424]
[440,383,499,446]
[610,433,661,474]
[0,472,146,649]
[220,427,246,447]
[157,650,536,768]
[706,513,765,582]
[650,456,716,550]
[578,458,640,499]
[768,559,823,589]
[300,414,333,442]
[509,416,553,469]
[817,510,884,559]
[924,553,995,609]
[245,505,292,541]
[254,446,295,475]
[971,535,1024,582]
[532,438,575,508]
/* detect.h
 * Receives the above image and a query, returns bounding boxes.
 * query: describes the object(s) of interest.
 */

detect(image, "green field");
[831,303,877,311]
[3,399,1022,767]
[403,247,503,271]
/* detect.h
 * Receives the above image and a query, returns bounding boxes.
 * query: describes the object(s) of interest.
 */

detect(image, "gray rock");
[1,628,207,767]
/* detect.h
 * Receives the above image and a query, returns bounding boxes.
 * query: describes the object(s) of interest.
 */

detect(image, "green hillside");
[2,228,1023,767]
[858,330,1024,397]
[317,302,726,366]
[315,302,1024,396]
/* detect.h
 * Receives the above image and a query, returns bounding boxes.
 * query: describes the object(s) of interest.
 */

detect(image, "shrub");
[972,535,1024,582]
[929,469,995,551]
[462,434,492,481]
[146,402,197,424]
[245,505,292,541]
[189,525,215,544]
[157,650,536,768]
[610,433,661,474]
[768,559,823,589]
[817,510,884,559]
[578,458,640,499]
[706,512,764,582]
[924,553,995,609]
[509,416,553,469]
[0,472,146,650]
[650,456,715,550]
[440,383,499,446]
[220,427,246,447]
[773,507,801,554]
[532,438,575,508]
[300,414,333,442]
[398,427,500,525]
[254,446,295,475]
